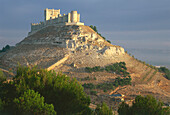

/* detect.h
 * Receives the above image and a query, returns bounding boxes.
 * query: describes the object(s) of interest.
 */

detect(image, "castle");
[29,8,84,35]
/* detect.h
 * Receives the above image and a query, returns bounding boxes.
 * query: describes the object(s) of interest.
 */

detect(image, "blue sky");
[0,0,170,51]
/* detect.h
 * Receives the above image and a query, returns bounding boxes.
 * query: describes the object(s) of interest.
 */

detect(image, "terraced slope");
[52,50,170,106]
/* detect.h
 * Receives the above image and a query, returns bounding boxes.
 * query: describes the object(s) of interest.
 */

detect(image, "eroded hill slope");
[0,25,169,108]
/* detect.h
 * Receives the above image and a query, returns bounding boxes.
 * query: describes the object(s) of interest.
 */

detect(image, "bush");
[97,83,114,90]
[0,99,3,112]
[95,102,113,115]
[84,62,132,88]
[0,70,6,83]
[89,25,107,40]
[103,89,107,92]
[0,45,11,53]
[83,83,96,89]
[81,76,97,81]
[158,67,170,80]
[85,62,130,78]
[90,90,97,95]
[118,95,170,115]
[107,40,111,43]
[85,67,93,73]
[13,89,56,115]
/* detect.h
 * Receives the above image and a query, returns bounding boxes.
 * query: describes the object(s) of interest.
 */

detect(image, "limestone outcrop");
[19,25,125,55]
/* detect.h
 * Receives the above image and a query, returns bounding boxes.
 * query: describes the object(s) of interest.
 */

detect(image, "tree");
[90,25,94,29]
[0,70,6,83]
[0,99,3,112]
[107,40,111,44]
[158,67,170,80]
[95,102,113,115]
[0,45,10,52]
[118,95,170,115]
[5,45,10,50]
[13,66,91,114]
[14,89,56,115]
[93,26,98,32]
[118,102,130,115]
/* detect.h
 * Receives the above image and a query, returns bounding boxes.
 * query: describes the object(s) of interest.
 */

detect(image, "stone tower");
[44,8,60,21]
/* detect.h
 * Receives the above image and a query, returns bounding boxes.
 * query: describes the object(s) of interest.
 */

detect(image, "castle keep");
[30,8,84,35]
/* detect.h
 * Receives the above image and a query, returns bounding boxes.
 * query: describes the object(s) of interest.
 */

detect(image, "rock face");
[19,25,125,54]
[0,25,125,70]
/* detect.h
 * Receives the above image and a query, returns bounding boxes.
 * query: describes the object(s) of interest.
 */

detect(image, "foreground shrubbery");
[14,89,56,115]
[0,66,91,115]
[118,95,170,115]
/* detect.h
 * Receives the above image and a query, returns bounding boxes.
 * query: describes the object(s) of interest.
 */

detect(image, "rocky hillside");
[0,25,169,109]
[0,25,124,70]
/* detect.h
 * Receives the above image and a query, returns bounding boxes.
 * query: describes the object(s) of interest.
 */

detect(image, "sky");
[0,0,170,67]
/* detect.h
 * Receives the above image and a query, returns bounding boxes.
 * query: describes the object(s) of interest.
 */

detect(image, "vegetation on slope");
[83,76,131,91]
[95,102,113,115]
[158,67,170,80]
[84,62,131,91]
[0,45,11,53]
[89,25,111,43]
[118,95,170,115]
[85,62,129,76]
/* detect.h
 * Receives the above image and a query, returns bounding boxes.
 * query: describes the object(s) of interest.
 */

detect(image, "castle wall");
[30,9,84,34]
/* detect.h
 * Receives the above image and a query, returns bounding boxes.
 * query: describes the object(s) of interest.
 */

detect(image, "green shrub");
[118,95,170,115]
[83,83,96,89]
[14,89,56,115]
[89,25,107,40]
[0,98,4,112]
[107,40,111,43]
[90,90,97,95]
[0,70,6,83]
[85,67,93,73]
[94,77,97,80]
[158,67,170,80]
[103,89,107,92]
[95,102,113,115]
[85,62,130,77]
[97,83,114,90]
[0,45,11,53]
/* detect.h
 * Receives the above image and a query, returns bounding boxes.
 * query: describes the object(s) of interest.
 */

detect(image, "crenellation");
[29,8,84,36]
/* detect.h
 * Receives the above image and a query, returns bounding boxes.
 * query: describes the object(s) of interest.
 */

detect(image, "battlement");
[29,8,84,35]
